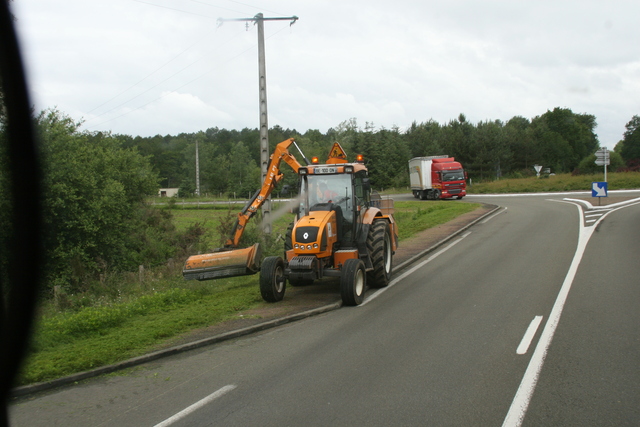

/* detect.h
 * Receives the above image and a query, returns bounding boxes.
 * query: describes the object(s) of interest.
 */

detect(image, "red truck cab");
[431,158,467,199]
[409,156,467,200]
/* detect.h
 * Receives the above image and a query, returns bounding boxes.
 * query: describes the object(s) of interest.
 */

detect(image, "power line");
[131,0,223,18]
[222,0,286,16]
[85,2,292,126]
[85,26,225,117]
[85,24,292,130]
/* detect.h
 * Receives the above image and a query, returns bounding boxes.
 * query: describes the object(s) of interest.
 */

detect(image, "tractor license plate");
[314,167,337,174]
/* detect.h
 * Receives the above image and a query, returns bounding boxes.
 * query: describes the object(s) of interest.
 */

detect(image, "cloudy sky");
[10,0,640,149]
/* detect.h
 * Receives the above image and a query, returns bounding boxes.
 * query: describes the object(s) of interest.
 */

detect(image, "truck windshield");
[442,170,465,182]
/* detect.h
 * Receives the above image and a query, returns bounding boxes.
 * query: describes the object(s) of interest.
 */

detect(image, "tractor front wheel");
[260,256,286,302]
[340,259,366,306]
[367,219,393,288]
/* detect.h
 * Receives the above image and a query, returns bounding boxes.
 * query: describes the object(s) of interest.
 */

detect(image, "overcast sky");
[10,0,640,149]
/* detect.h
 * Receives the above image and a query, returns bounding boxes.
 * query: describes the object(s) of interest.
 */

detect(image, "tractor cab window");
[354,171,370,205]
[304,174,352,213]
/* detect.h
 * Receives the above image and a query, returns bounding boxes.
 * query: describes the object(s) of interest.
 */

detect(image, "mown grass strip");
[392,201,478,240]
[21,281,262,384]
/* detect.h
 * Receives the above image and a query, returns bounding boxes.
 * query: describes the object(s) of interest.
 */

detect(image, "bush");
[572,151,624,175]
[32,109,207,294]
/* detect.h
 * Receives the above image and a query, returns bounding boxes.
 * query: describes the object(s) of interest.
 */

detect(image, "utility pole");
[195,139,200,196]
[217,13,298,234]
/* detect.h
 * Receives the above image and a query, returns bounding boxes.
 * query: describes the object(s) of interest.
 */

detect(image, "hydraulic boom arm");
[225,137,303,248]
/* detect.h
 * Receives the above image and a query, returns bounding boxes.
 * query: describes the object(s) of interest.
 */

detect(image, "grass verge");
[19,199,479,385]
[469,171,640,194]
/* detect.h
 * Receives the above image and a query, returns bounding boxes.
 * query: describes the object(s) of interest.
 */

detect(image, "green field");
[468,171,640,194]
[20,199,479,385]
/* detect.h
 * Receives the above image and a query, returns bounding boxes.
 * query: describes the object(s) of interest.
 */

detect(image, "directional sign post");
[594,148,609,182]
[592,181,608,205]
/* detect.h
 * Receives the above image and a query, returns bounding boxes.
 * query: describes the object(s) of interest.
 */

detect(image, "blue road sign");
[592,182,608,197]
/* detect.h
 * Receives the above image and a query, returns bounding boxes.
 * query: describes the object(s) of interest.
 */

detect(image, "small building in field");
[158,188,179,197]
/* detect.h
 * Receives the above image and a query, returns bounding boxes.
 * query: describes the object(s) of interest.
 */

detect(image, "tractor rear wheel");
[260,256,286,302]
[367,219,392,288]
[340,259,365,306]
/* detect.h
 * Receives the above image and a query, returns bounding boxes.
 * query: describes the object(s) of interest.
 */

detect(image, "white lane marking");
[516,316,543,355]
[481,207,507,224]
[154,385,237,427]
[469,190,640,198]
[503,199,640,427]
[584,213,603,218]
[359,232,471,307]
[502,203,595,427]
[563,196,640,210]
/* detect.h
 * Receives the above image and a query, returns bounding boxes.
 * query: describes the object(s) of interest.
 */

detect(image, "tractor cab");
[296,143,370,245]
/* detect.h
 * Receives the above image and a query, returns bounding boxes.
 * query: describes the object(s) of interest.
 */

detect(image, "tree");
[36,109,163,292]
[574,151,624,175]
[534,108,598,172]
[505,116,538,172]
[620,115,640,162]
[227,140,260,197]
[472,120,511,180]
[405,120,444,158]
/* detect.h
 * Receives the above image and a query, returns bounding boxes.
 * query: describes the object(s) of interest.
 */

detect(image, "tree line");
[1,105,639,296]
[119,107,638,196]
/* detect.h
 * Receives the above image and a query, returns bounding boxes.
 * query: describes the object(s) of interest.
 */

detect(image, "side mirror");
[362,178,371,192]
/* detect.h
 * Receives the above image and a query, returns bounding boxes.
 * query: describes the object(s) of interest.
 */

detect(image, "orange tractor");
[183,138,398,306]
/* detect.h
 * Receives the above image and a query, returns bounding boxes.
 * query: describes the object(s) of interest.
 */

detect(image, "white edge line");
[502,202,594,427]
[481,206,507,223]
[501,199,640,426]
[469,190,640,198]
[562,196,640,210]
[516,316,543,355]
[359,232,472,307]
[154,384,237,427]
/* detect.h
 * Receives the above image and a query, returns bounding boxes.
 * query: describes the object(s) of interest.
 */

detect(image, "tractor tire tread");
[366,219,392,288]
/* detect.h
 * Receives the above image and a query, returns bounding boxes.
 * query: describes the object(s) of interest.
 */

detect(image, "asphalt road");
[10,191,640,426]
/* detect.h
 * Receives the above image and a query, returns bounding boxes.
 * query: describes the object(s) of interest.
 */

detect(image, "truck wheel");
[260,256,286,302]
[367,219,392,288]
[420,190,428,200]
[341,259,365,306]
